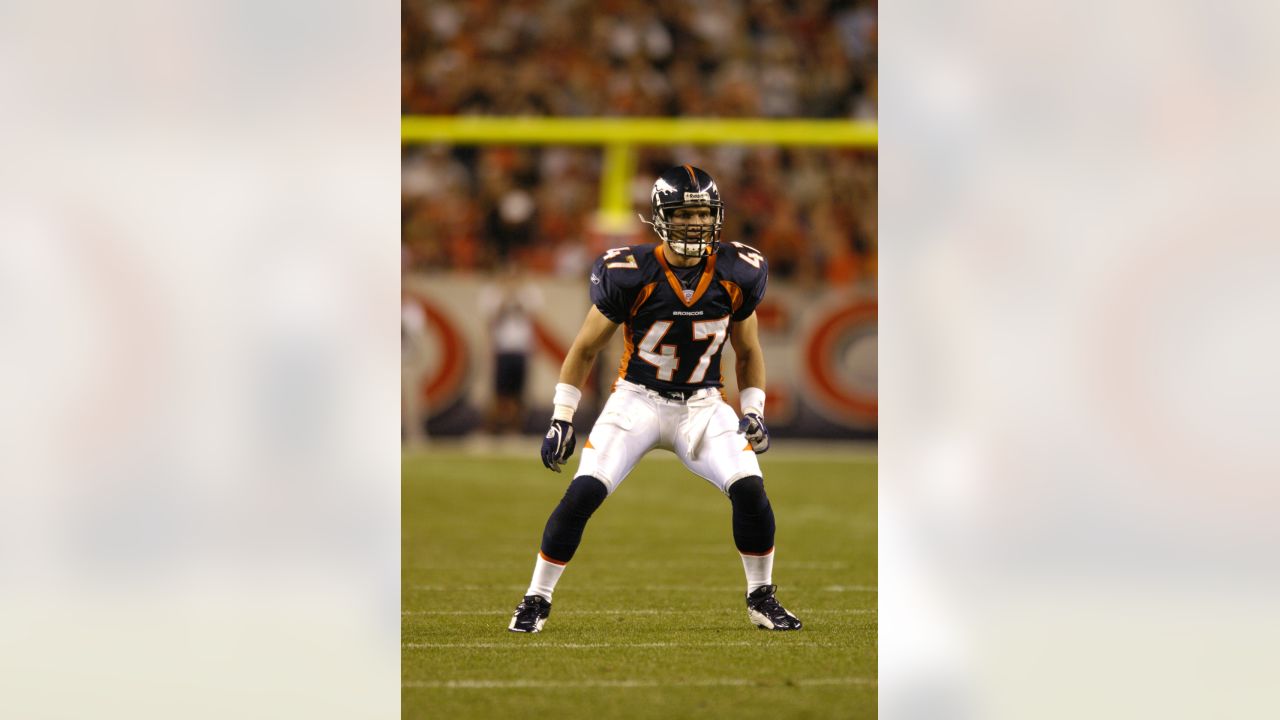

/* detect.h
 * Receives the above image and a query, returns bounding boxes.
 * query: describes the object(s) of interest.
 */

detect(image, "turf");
[403,447,877,719]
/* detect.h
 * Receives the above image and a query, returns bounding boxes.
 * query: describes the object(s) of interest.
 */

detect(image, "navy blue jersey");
[589,241,768,392]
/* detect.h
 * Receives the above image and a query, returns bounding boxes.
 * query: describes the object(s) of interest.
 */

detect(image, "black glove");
[541,419,576,472]
[737,413,770,454]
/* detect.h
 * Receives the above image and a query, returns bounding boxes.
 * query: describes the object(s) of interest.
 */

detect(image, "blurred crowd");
[403,146,875,284]
[402,0,877,284]
[403,0,876,119]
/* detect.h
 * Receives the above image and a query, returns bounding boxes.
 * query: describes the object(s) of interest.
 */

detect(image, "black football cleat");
[746,584,802,631]
[508,594,551,633]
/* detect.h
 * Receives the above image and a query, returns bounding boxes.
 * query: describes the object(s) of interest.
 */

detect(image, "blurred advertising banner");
[404,273,876,439]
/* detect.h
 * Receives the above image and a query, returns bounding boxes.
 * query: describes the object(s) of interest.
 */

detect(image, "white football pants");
[573,379,762,495]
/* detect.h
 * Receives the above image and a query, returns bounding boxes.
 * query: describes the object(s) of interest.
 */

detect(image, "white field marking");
[407,584,751,591]
[404,608,874,616]
[404,640,839,649]
[405,609,664,616]
[409,585,531,591]
[407,561,753,571]
[409,559,855,571]
[405,677,876,689]
[403,440,876,463]
[803,609,877,614]
[409,584,877,592]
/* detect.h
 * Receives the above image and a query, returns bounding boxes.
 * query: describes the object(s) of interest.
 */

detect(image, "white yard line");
[777,609,876,614]
[408,560,858,571]
[405,677,876,689]
[408,584,876,592]
[404,609,665,616]
[404,640,838,649]
[403,608,874,616]
[403,440,876,463]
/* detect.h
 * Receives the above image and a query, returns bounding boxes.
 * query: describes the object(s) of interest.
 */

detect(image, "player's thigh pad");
[573,391,659,494]
[678,402,762,494]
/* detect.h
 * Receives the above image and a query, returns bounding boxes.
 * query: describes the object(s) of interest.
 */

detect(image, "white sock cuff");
[527,552,567,602]
[740,548,775,593]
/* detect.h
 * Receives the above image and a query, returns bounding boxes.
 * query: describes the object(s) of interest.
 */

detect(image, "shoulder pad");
[721,241,768,279]
[592,244,655,286]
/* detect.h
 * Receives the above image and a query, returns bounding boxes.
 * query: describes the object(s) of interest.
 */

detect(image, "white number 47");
[603,247,638,269]
[637,316,730,382]
[731,242,764,269]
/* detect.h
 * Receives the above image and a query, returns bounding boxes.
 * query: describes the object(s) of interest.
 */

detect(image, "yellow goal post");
[401,115,878,232]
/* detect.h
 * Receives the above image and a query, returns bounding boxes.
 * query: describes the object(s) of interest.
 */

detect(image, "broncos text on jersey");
[590,241,768,393]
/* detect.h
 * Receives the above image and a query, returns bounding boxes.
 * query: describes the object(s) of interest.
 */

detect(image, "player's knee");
[560,475,609,519]
[541,475,609,563]
[728,475,770,514]
[728,475,774,554]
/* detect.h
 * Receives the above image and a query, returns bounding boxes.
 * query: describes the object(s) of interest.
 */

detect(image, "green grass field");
[403,446,877,719]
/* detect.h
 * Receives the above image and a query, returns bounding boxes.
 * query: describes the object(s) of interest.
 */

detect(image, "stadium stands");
[401,0,877,281]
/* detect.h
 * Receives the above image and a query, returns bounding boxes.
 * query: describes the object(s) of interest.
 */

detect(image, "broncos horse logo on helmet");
[639,165,724,258]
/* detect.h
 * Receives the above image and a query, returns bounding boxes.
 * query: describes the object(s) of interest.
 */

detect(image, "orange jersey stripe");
[719,280,743,314]
[655,245,718,307]
[687,253,718,305]
[617,283,657,380]
[617,322,634,379]
[630,282,657,316]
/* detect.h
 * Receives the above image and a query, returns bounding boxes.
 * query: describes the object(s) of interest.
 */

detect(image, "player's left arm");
[730,312,770,453]
[730,311,766,392]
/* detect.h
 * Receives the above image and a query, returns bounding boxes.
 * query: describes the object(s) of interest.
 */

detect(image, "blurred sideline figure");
[509,165,801,633]
[401,295,430,449]
[479,263,544,434]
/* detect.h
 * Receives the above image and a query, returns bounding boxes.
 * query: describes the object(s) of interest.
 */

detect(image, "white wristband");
[552,383,582,423]
[739,387,766,418]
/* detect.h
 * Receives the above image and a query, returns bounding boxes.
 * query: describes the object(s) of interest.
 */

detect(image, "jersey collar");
[655,245,717,307]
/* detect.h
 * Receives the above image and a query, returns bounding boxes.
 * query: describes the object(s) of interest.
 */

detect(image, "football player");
[509,165,801,633]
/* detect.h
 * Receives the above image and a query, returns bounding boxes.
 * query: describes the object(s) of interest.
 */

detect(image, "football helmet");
[639,165,724,258]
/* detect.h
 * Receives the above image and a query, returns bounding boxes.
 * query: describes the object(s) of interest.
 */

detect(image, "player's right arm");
[541,305,620,473]
[558,306,620,389]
